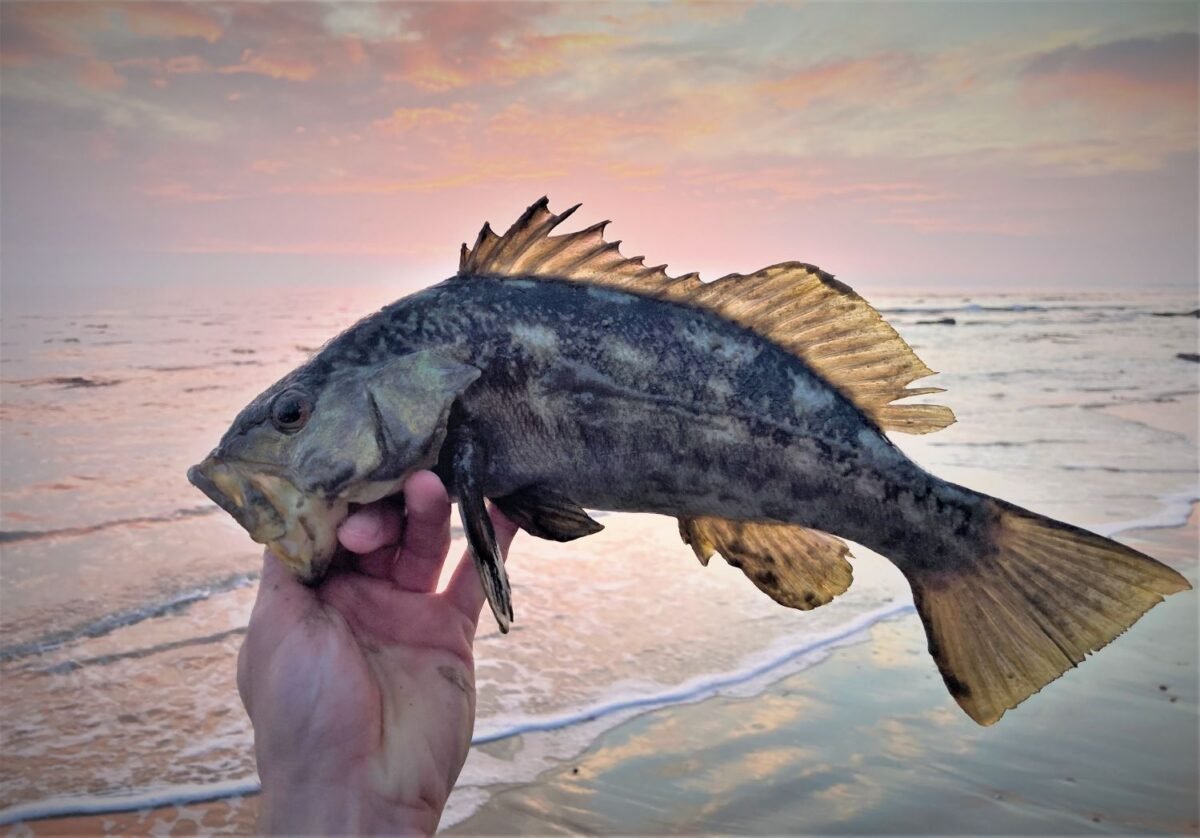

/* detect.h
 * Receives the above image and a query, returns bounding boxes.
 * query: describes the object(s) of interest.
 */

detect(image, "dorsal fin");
[459,198,954,434]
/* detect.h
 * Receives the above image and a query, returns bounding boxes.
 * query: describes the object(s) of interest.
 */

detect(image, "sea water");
[1,284,1196,826]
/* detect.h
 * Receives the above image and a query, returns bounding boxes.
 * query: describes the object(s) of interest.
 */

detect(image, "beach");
[2,289,1197,835]
[14,509,1198,836]
[450,508,1199,836]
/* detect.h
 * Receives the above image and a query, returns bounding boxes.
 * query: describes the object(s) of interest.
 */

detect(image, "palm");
[237,472,517,832]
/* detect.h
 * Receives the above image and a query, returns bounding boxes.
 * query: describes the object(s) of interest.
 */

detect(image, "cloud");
[382,42,471,91]
[76,58,125,91]
[0,3,222,68]
[0,3,104,65]
[165,55,211,75]
[1021,32,1198,108]
[370,5,619,90]
[118,3,223,44]
[372,104,477,134]
[220,46,318,82]
[760,54,923,109]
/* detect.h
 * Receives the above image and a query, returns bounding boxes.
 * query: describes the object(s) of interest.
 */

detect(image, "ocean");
[1,283,1196,828]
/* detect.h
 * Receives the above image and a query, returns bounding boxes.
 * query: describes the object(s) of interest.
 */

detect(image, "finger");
[341,498,406,581]
[355,543,402,581]
[390,470,453,592]
[444,505,519,623]
[338,499,404,556]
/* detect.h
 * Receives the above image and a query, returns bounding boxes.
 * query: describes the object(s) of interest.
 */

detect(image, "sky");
[1,1,1197,295]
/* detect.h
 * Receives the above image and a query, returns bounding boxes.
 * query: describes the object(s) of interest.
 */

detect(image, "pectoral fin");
[450,431,514,633]
[679,517,854,610]
[366,351,482,476]
[494,486,604,542]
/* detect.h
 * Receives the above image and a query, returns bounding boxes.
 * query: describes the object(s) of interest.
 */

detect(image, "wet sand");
[448,512,1198,835]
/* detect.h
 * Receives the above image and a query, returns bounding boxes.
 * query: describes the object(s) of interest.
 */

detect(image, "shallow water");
[0,285,1196,825]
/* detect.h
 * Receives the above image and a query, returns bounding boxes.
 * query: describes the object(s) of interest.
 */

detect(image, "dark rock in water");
[917,317,957,325]
[1151,309,1200,318]
[1175,353,1200,363]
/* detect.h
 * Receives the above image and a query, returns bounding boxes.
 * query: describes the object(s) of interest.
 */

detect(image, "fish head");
[188,350,481,582]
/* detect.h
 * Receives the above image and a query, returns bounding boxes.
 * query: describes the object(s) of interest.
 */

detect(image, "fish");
[188,197,1191,726]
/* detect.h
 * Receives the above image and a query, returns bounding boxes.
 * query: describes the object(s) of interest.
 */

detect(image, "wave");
[0,599,915,827]
[0,778,262,828]
[470,599,914,744]
[877,302,1147,316]
[8,375,123,389]
[32,627,249,676]
[880,303,1052,315]
[1092,486,1199,538]
[0,505,219,545]
[929,438,1085,448]
[0,572,257,662]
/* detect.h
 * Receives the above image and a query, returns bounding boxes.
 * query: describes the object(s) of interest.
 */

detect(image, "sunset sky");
[1,2,1196,295]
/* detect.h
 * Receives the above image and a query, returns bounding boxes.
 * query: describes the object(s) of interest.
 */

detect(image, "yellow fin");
[908,499,1192,725]
[678,517,853,610]
[460,197,954,434]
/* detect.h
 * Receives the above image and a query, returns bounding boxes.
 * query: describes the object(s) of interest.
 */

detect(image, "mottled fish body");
[190,198,1190,726]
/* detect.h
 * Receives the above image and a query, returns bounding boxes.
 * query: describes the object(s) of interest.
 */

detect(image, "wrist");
[258,771,441,835]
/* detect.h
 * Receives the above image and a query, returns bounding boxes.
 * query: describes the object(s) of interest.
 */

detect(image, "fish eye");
[270,390,312,433]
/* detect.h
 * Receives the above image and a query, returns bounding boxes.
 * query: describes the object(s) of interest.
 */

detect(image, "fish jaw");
[188,455,345,582]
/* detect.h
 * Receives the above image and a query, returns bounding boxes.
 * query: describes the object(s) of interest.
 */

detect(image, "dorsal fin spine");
[457,199,954,435]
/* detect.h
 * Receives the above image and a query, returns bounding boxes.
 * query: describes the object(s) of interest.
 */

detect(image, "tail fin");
[905,499,1191,726]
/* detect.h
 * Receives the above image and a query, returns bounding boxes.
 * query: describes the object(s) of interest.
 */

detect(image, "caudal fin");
[906,499,1191,726]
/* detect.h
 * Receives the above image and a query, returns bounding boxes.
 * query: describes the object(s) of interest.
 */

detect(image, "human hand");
[237,470,518,835]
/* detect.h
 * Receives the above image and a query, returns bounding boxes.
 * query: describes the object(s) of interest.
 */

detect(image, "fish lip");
[189,456,344,583]
[188,461,248,523]
[188,456,287,542]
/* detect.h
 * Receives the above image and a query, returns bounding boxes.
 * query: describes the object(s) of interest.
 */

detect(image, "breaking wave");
[0,572,257,662]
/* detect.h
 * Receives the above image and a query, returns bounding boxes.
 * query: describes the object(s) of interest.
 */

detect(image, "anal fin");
[494,485,604,542]
[450,432,513,632]
[679,517,853,610]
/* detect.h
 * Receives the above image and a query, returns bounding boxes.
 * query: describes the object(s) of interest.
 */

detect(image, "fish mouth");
[188,458,284,539]
[188,455,339,581]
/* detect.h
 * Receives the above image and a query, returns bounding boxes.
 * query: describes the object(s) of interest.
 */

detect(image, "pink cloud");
[76,58,125,91]
[165,54,210,74]
[220,46,317,82]
[118,3,223,44]
[760,54,921,109]
[372,104,478,135]
[0,3,104,65]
